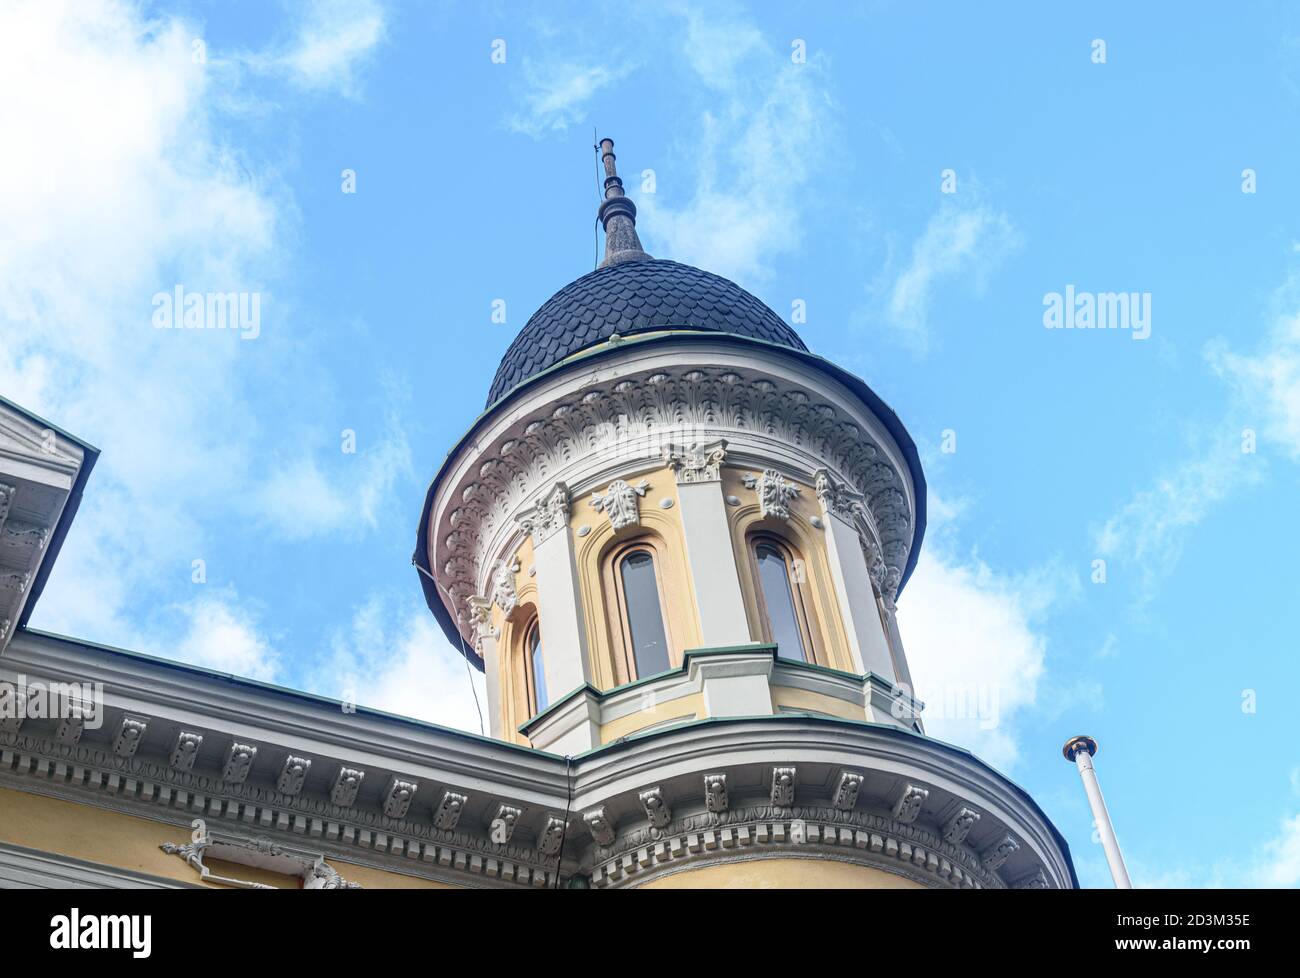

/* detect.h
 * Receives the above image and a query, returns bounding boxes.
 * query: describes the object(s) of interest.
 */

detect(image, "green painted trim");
[683,641,777,657]
[516,641,929,735]
[516,682,601,733]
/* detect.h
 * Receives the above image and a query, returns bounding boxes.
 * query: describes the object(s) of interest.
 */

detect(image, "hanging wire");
[553,753,573,888]
[411,558,484,736]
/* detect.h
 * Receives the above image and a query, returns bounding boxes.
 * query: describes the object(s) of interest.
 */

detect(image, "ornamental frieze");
[0,728,557,877]
[584,803,1019,890]
[432,364,916,642]
[0,725,1057,890]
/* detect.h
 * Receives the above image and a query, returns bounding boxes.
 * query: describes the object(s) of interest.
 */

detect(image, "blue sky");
[2,0,1298,888]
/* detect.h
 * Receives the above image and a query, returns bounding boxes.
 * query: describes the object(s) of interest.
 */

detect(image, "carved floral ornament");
[590,478,649,529]
[491,559,520,616]
[663,440,726,484]
[159,834,362,890]
[431,364,916,653]
[517,481,570,545]
[742,469,800,520]
[814,468,865,523]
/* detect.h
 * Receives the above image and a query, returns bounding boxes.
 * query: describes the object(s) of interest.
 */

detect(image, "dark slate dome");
[486,258,807,406]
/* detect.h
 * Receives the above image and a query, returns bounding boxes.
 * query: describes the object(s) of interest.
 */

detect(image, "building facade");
[0,141,1076,889]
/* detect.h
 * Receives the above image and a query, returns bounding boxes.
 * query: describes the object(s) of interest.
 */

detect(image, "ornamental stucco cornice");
[564,720,1074,890]
[1,636,1071,889]
[429,342,918,645]
[0,402,89,654]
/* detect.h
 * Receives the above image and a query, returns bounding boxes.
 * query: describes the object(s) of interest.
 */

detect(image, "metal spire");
[596,138,651,267]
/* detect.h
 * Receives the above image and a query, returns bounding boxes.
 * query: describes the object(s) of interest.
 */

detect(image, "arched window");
[749,535,814,663]
[524,619,547,715]
[611,544,672,680]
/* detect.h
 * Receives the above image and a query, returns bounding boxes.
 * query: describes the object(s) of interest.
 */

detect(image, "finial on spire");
[596,138,651,268]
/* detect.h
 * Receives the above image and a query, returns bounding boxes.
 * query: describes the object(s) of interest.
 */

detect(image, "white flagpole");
[1063,735,1132,889]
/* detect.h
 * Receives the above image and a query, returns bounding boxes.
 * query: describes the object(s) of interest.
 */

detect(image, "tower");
[415,140,1076,888]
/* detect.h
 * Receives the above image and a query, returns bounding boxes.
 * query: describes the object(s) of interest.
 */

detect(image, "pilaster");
[664,441,751,647]
[814,469,896,681]
[518,482,592,697]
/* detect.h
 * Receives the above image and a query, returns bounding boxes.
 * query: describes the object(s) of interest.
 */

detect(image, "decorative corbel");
[277,755,312,797]
[490,804,522,846]
[434,790,468,831]
[222,742,258,784]
[703,773,729,813]
[537,814,568,857]
[638,786,672,830]
[981,834,1021,873]
[832,770,864,811]
[943,807,981,846]
[892,783,928,824]
[382,776,418,819]
[583,806,616,846]
[170,731,204,771]
[331,767,365,807]
[771,766,797,807]
[113,716,147,758]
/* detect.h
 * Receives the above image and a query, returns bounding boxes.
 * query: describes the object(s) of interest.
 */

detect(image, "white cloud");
[252,418,412,539]
[308,595,488,734]
[253,0,387,97]
[1092,281,1300,599]
[506,61,633,138]
[1114,780,1300,888]
[633,10,834,284]
[0,0,398,652]
[1210,304,1300,460]
[1094,428,1255,603]
[895,491,1075,771]
[884,196,1020,353]
[1248,813,1300,887]
[170,596,282,683]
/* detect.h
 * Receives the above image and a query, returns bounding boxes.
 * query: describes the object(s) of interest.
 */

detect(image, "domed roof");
[486,258,807,406]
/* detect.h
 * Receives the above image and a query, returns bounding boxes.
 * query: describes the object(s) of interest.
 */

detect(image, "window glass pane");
[529,625,548,713]
[756,544,807,661]
[620,550,671,677]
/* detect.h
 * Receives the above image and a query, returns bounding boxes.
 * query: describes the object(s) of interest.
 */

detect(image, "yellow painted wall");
[596,686,863,742]
[638,856,925,889]
[573,466,701,690]
[598,692,704,742]
[497,533,539,746]
[0,785,457,889]
[771,686,865,722]
[721,468,856,672]
[496,465,870,737]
